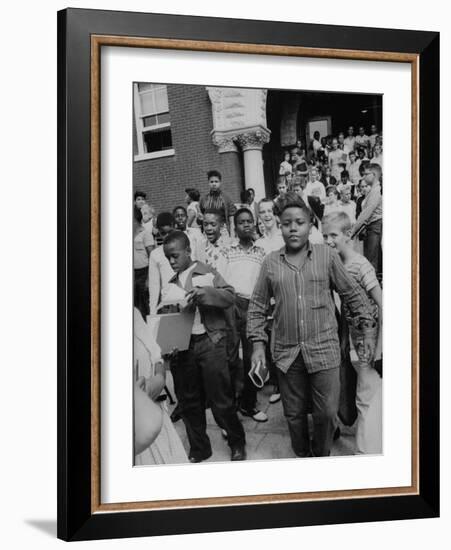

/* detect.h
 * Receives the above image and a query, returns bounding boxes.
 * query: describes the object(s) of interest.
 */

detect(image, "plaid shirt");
[247,243,374,373]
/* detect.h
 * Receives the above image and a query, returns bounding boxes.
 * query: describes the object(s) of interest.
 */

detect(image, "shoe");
[238,407,268,423]
[269,392,281,404]
[230,445,246,461]
[188,450,212,463]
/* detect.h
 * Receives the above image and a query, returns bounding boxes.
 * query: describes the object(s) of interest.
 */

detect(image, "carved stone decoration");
[234,127,271,152]
[207,86,270,146]
[211,132,239,153]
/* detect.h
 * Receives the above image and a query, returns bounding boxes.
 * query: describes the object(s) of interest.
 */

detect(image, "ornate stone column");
[207,87,271,201]
[234,128,270,202]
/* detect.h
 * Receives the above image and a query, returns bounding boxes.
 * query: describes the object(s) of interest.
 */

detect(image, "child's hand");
[186,287,206,305]
[251,343,266,371]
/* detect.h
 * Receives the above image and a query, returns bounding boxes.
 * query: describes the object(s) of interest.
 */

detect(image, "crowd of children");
[133,124,383,464]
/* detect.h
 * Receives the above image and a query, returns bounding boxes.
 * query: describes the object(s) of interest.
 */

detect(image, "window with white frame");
[134,83,174,160]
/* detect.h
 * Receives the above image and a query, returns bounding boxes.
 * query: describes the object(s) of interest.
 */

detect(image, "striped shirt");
[247,243,374,373]
[199,190,236,229]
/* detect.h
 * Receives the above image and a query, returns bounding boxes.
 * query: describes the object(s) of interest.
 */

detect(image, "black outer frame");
[57,8,439,542]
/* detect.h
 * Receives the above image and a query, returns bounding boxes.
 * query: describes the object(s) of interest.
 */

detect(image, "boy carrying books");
[163,231,246,462]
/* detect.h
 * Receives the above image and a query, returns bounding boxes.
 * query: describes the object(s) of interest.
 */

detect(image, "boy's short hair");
[207,169,222,181]
[134,190,146,200]
[156,211,175,229]
[326,185,339,196]
[258,198,275,212]
[279,194,312,220]
[163,230,190,250]
[203,208,224,223]
[366,163,382,180]
[185,187,200,201]
[340,184,352,195]
[341,170,349,179]
[322,211,352,233]
[234,207,254,225]
[172,205,187,215]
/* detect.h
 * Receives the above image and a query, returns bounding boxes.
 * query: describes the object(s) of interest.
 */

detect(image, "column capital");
[211,131,239,153]
[234,126,271,151]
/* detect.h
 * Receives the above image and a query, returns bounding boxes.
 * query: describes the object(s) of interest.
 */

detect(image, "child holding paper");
[163,231,246,463]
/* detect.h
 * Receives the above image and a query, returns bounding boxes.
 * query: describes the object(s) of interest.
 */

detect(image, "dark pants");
[171,333,245,460]
[229,296,257,412]
[134,266,149,319]
[363,219,382,277]
[277,353,340,457]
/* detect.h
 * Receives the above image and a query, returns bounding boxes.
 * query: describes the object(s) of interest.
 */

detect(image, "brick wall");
[133,84,244,216]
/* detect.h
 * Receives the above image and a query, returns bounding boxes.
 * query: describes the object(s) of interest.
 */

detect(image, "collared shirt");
[247,243,374,373]
[222,241,266,299]
[185,227,206,263]
[177,263,206,335]
[347,160,361,185]
[148,246,174,315]
[352,182,382,235]
[255,230,285,255]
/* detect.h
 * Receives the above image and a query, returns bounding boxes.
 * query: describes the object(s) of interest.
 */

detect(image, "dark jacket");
[169,261,235,344]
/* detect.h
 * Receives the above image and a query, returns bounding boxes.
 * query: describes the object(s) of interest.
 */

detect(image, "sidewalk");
[170,382,357,463]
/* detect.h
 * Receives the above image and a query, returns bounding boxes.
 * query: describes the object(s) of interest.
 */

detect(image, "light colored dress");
[133,309,188,465]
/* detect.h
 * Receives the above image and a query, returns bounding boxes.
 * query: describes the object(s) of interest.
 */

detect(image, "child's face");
[332,139,338,150]
[173,208,188,230]
[310,169,318,180]
[293,184,302,196]
[358,150,365,159]
[203,213,221,243]
[340,189,351,203]
[235,211,254,240]
[347,126,354,136]
[284,152,290,162]
[208,176,221,192]
[359,127,365,136]
[164,240,191,273]
[141,205,152,223]
[327,190,338,203]
[277,182,287,195]
[135,196,146,209]
[349,153,356,163]
[280,207,312,251]
[359,181,369,196]
[258,201,276,229]
[322,223,350,254]
[325,167,331,177]
[340,174,348,185]
[371,125,377,135]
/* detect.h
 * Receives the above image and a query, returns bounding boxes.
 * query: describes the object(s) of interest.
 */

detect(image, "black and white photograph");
[132,83,383,466]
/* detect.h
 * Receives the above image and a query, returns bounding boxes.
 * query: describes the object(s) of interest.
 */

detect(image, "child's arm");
[369,284,383,360]
[187,270,235,309]
[247,259,272,367]
[148,252,161,315]
[329,250,376,358]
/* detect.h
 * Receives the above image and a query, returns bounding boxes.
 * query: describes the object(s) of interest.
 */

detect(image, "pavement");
[168,380,357,464]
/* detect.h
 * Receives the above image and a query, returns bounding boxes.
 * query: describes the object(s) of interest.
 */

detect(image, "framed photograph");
[57,8,439,541]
